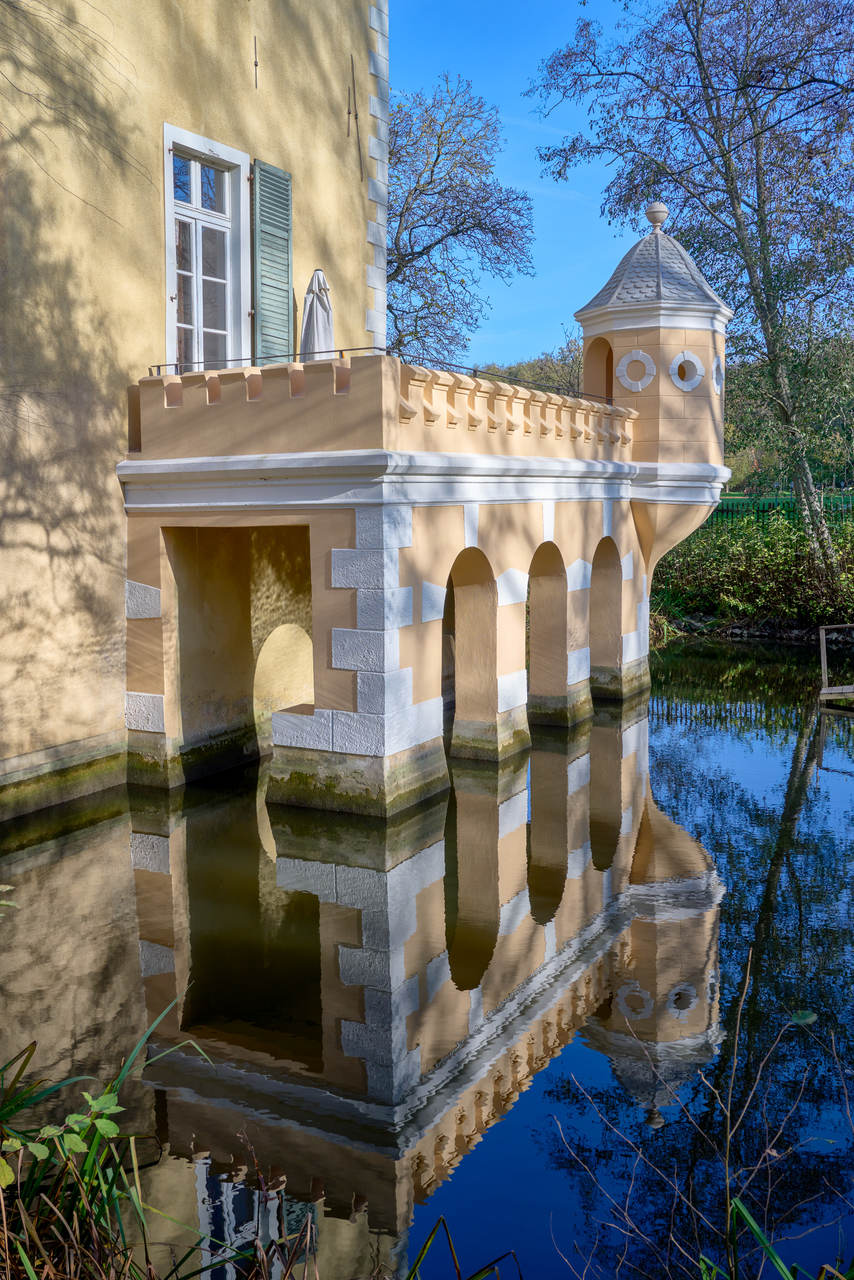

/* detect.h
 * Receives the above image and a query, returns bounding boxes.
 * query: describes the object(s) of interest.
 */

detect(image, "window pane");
[203,331,227,368]
[177,326,194,373]
[176,219,193,272]
[173,154,191,203]
[203,278,227,330]
[176,272,193,325]
[201,226,227,278]
[201,165,226,213]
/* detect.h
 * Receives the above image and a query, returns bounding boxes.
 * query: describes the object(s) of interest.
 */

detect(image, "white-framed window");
[164,124,251,372]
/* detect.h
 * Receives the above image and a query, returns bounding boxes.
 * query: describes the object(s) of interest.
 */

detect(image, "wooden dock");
[819,624,854,705]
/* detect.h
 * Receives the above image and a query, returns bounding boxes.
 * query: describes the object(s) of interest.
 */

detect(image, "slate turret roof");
[575,204,732,319]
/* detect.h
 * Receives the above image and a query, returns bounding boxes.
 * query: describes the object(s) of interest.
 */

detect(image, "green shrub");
[652,513,854,626]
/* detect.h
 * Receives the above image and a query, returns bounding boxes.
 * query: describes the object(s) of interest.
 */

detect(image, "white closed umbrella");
[299,269,335,361]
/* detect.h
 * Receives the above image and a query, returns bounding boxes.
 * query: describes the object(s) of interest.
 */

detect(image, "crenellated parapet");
[130,354,636,462]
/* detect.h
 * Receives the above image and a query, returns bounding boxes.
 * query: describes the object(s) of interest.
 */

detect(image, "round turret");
[574,205,732,471]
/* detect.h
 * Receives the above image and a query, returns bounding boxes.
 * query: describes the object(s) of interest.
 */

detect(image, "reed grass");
[0,1004,324,1279]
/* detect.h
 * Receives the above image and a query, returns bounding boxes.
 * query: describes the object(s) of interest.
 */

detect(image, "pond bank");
[650,611,848,646]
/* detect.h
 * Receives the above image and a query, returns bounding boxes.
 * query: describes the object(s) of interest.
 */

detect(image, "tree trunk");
[789,429,838,581]
[768,358,838,580]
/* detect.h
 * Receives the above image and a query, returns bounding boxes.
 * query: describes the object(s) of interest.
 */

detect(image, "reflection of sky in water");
[411,644,854,1278]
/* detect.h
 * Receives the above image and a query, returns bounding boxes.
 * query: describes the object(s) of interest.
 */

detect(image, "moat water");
[2,642,854,1278]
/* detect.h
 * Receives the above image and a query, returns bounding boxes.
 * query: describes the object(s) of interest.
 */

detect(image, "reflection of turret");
[584,789,724,1126]
[124,710,720,1275]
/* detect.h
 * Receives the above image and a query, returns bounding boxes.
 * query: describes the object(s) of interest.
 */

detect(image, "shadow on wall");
[0,0,372,765]
[0,4,142,759]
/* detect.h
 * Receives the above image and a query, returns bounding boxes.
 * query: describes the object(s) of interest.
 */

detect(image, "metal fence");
[708,494,854,527]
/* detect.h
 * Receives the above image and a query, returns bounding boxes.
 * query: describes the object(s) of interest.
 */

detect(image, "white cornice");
[577,299,732,338]
[117,450,729,514]
[631,461,730,504]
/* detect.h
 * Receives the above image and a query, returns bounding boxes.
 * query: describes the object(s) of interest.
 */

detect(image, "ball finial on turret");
[645,201,669,232]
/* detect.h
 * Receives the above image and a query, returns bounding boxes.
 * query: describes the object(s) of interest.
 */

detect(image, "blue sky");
[391,0,640,365]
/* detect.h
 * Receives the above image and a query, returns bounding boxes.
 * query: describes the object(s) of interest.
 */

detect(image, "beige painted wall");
[0,0,377,775]
[0,812,149,1103]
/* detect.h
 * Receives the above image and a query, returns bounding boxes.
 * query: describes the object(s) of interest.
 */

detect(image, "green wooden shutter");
[252,160,293,365]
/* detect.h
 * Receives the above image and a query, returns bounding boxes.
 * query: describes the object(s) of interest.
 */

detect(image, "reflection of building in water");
[584,796,723,1128]
[0,792,148,1094]
[124,706,723,1274]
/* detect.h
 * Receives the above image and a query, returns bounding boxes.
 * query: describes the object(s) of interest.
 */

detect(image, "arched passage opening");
[165,524,313,774]
[589,536,623,701]
[588,720,623,871]
[584,337,613,403]
[527,541,569,726]
[443,548,500,759]
[253,623,313,753]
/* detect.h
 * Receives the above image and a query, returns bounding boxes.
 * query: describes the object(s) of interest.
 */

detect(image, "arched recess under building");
[584,337,613,402]
[441,548,499,757]
[527,541,568,725]
[164,524,314,769]
[589,536,623,701]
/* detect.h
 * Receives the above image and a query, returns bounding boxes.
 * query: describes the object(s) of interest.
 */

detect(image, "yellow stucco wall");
[0,0,378,776]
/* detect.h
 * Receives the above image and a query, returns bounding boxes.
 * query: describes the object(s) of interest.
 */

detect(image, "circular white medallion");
[670,350,706,392]
[712,355,725,394]
[615,349,656,393]
[667,982,698,1020]
[615,981,654,1021]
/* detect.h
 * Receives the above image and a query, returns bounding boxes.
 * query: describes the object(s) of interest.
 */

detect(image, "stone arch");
[527,541,569,726]
[443,548,499,759]
[253,622,313,752]
[584,336,613,402]
[589,536,623,700]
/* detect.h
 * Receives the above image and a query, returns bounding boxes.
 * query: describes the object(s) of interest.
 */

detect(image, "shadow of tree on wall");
[0,0,145,760]
[0,0,373,767]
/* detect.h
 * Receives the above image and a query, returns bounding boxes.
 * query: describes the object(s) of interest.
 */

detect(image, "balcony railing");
[129,354,635,461]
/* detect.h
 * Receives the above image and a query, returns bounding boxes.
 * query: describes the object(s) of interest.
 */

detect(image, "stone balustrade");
[130,354,635,461]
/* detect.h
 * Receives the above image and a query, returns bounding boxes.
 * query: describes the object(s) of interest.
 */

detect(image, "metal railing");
[146,347,609,406]
[148,346,384,378]
[708,494,854,527]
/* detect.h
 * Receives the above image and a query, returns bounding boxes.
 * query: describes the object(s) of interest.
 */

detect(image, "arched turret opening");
[584,337,613,403]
